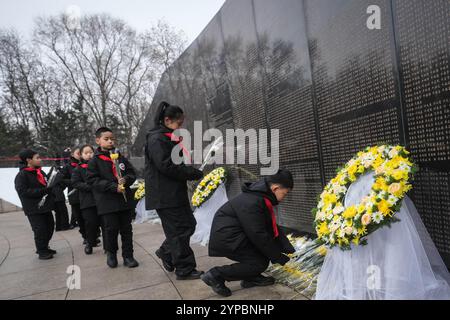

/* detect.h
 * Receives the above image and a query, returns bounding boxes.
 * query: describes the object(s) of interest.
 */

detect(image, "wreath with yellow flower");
[134,181,145,201]
[313,145,417,250]
[192,167,228,207]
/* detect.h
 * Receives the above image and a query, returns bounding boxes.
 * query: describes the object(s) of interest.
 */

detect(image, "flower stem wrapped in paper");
[266,235,327,299]
[38,166,59,208]
[110,149,127,203]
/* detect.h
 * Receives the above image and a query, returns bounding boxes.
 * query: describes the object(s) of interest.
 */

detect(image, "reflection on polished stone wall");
[133,0,450,266]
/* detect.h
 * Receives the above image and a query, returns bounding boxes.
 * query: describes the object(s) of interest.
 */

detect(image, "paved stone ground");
[0,209,308,300]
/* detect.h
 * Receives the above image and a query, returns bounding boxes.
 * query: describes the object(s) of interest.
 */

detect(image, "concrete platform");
[0,210,308,300]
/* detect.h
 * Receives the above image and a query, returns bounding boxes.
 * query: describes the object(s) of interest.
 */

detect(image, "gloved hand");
[283,242,296,255]
[272,254,290,266]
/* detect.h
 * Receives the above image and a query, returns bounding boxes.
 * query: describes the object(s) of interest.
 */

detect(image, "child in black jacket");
[14,149,56,260]
[145,102,204,280]
[87,127,138,268]
[51,167,70,231]
[61,148,85,239]
[201,170,296,297]
[72,144,101,255]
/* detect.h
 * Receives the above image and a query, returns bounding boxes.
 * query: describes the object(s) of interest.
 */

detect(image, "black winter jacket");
[144,125,203,210]
[71,161,96,210]
[60,157,80,205]
[14,165,54,215]
[86,148,136,215]
[208,179,295,263]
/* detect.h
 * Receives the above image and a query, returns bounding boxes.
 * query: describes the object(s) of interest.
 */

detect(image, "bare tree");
[0,14,187,156]
[0,29,69,143]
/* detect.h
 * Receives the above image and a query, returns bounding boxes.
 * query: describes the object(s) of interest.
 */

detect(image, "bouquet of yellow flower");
[266,235,326,299]
[192,167,228,207]
[110,149,127,203]
[313,145,417,250]
[134,181,145,201]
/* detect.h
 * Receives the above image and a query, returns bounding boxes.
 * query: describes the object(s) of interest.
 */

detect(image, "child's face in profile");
[271,184,291,202]
[81,147,94,161]
[72,149,81,160]
[28,154,42,168]
[164,115,185,130]
[96,131,116,151]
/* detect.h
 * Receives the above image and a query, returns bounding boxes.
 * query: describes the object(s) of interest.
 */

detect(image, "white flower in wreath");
[315,211,326,221]
[399,163,411,172]
[378,190,388,199]
[329,221,340,233]
[332,204,344,215]
[119,163,126,171]
[387,195,399,206]
[333,184,346,195]
[361,153,375,168]
[365,201,374,211]
[372,211,384,224]
[336,228,346,239]
[389,148,399,159]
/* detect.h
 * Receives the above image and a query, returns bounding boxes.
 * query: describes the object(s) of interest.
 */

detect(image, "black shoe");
[35,248,57,255]
[95,238,101,246]
[38,252,54,260]
[84,245,93,255]
[201,271,232,297]
[176,269,204,280]
[123,257,139,268]
[68,224,76,230]
[240,275,275,288]
[106,252,118,268]
[82,239,87,245]
[155,249,174,272]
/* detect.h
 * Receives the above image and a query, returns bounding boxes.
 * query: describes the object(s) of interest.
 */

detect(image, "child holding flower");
[145,101,204,280]
[87,127,138,268]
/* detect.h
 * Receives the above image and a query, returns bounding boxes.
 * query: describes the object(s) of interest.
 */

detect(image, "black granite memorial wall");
[133,0,450,266]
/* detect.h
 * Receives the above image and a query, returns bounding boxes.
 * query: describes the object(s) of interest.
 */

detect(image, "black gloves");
[192,168,204,181]
[273,254,290,266]
[284,243,296,255]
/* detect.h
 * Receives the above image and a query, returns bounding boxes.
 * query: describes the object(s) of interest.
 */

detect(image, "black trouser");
[210,243,270,282]
[27,212,55,255]
[101,210,134,258]
[81,206,101,247]
[53,201,70,230]
[71,203,86,239]
[157,205,197,276]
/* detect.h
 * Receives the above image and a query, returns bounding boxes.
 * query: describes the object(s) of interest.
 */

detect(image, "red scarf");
[23,167,47,186]
[80,163,88,169]
[263,197,279,238]
[164,132,192,163]
[98,155,118,179]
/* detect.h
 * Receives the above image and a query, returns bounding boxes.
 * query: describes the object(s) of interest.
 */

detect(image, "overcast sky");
[0,0,226,42]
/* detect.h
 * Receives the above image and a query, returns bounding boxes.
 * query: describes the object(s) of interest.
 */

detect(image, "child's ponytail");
[154,101,170,127]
